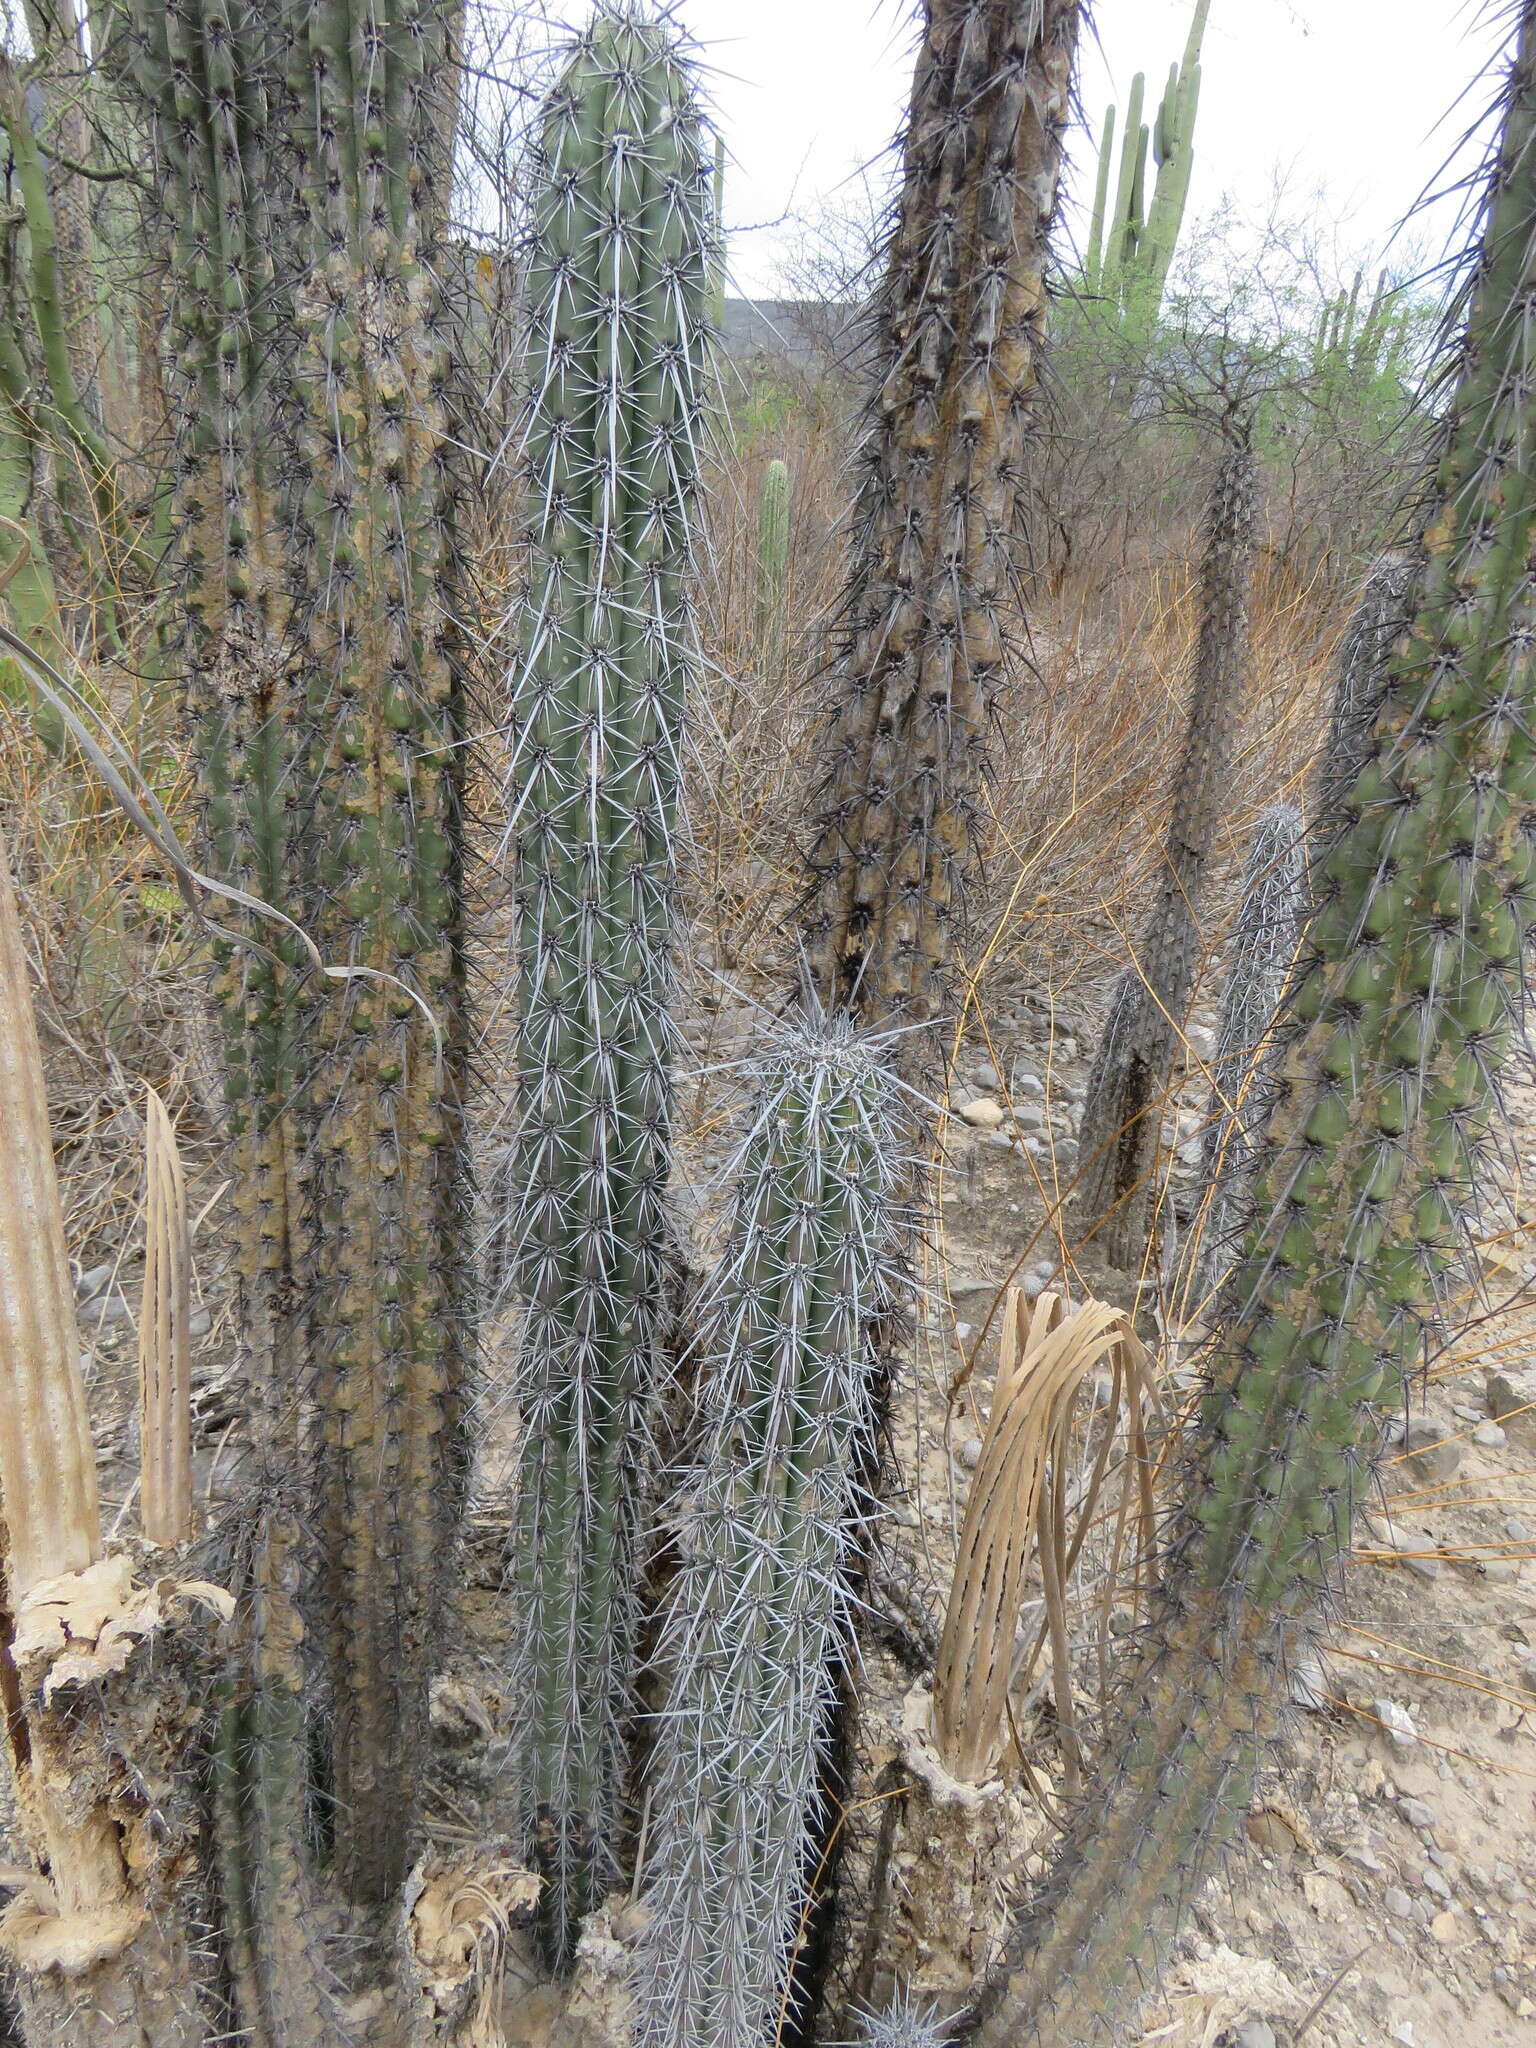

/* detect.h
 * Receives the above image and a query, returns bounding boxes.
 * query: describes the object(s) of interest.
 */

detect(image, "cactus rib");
[969,11,1536,2038]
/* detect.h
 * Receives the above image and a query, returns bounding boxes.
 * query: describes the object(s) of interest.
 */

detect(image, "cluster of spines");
[798,0,1080,1030]
[969,9,1536,2039]
[1076,427,1257,1267]
[1194,802,1307,1296]
[117,0,472,1941]
[501,2,713,1972]
[633,1020,909,2048]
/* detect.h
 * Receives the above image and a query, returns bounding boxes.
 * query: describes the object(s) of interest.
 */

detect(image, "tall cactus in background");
[1191,802,1306,1298]
[801,0,1080,1034]
[1076,425,1257,1268]
[1312,550,1417,836]
[970,9,1536,2038]
[755,456,790,681]
[1083,0,1208,339]
[634,1020,909,2048]
[116,0,472,1930]
[503,5,712,1970]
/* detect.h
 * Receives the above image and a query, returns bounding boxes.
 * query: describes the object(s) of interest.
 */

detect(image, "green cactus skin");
[633,1020,910,2048]
[1194,802,1306,1297]
[802,0,1081,1031]
[118,0,472,1923]
[967,14,1536,2039]
[503,4,712,1970]
[755,457,791,680]
[1083,102,1116,293]
[1076,429,1257,1268]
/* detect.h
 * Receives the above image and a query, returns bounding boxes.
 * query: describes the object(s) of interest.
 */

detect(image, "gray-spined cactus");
[1193,802,1306,1298]
[502,2,713,1970]
[633,1018,910,2048]
[969,6,1536,2036]
[1313,550,1418,837]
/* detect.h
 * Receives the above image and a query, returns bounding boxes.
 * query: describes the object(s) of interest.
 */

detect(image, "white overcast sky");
[660,0,1516,299]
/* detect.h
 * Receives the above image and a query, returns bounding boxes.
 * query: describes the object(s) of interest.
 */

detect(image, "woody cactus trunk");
[501,6,712,1971]
[115,0,472,1939]
[970,5,1536,2039]
[1075,426,1257,1269]
[801,0,1080,1036]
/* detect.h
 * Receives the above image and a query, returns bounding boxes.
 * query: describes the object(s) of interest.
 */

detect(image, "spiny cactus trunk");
[969,12,1536,2039]
[800,0,1080,1034]
[1075,429,1257,1268]
[503,6,711,1970]
[633,1022,909,2048]
[119,0,472,1925]
[1312,550,1418,836]
[1191,802,1306,1300]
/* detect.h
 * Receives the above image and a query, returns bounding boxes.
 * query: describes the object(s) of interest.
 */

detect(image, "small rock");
[1014,1104,1045,1130]
[1429,1907,1459,1945]
[1473,1422,1508,1448]
[1483,1558,1521,1585]
[1384,1885,1415,1918]
[970,1062,1001,1092]
[1422,1865,1453,1900]
[953,1321,975,1344]
[189,1307,212,1339]
[958,1096,1005,1131]
[957,1437,983,1471]
[77,1291,132,1328]
[1012,1070,1044,1098]
[1402,1551,1444,1582]
[1399,1797,1437,1833]
[985,1129,1013,1149]
[1486,1368,1536,1433]
[1375,1699,1419,1749]
[1505,1516,1533,1542]
[1398,1418,1463,1482]
[1232,2022,1276,2048]
[74,1262,113,1302]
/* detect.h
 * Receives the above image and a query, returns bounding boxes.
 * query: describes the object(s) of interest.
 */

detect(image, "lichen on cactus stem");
[634,1020,911,2048]
[800,0,1081,1034]
[1076,426,1257,1269]
[504,2,712,1970]
[969,12,1536,2040]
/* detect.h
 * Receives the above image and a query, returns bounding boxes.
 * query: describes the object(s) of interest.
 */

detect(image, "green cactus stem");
[502,2,712,1970]
[1312,551,1418,838]
[801,0,1081,1032]
[1076,426,1257,1268]
[117,0,474,1915]
[968,11,1536,2038]
[633,1020,910,2048]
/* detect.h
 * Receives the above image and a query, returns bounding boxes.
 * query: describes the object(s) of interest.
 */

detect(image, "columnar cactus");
[800,0,1081,1032]
[503,5,712,1969]
[117,0,472,1914]
[1083,0,1208,337]
[1312,551,1417,837]
[970,10,1536,2037]
[755,456,791,681]
[1076,426,1257,1267]
[1193,802,1306,1297]
[634,1020,910,2048]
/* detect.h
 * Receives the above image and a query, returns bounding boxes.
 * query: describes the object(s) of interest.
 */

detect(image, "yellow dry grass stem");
[139,1083,193,1547]
[934,1289,1157,1788]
